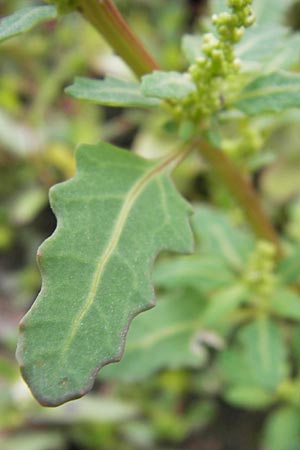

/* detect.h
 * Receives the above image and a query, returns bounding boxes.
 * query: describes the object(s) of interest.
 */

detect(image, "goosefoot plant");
[2,0,300,410]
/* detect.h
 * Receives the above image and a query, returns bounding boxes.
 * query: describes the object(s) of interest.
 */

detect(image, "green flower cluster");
[244,240,276,304]
[179,0,255,121]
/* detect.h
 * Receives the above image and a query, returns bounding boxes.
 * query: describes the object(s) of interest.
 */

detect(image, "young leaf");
[270,288,300,321]
[0,6,57,43]
[65,77,161,108]
[235,71,300,115]
[153,254,235,295]
[278,248,300,284]
[191,206,254,271]
[141,71,196,101]
[239,318,287,390]
[224,385,274,410]
[263,407,300,450]
[16,142,194,406]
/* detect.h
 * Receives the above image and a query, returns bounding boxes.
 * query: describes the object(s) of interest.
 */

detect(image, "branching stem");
[75,0,282,256]
[76,0,159,78]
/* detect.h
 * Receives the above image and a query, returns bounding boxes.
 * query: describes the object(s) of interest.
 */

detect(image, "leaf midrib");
[61,152,178,353]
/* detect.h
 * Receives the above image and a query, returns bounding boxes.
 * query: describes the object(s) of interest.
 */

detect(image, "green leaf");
[224,385,274,410]
[262,407,300,450]
[201,284,247,329]
[66,77,161,108]
[235,71,300,115]
[252,0,294,25]
[218,319,288,394]
[270,288,300,321]
[141,71,196,101]
[153,254,235,295]
[239,318,287,390]
[218,348,259,387]
[236,25,300,71]
[101,293,207,381]
[191,205,254,271]
[0,6,57,43]
[17,142,194,406]
[278,248,300,284]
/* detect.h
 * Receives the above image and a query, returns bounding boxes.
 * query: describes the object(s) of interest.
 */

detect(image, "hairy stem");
[75,0,281,255]
[198,140,282,256]
[76,0,159,78]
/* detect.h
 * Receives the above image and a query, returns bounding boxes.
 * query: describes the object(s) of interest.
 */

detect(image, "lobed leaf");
[17,142,194,406]
[141,71,196,101]
[0,6,57,43]
[65,77,161,108]
[235,71,300,115]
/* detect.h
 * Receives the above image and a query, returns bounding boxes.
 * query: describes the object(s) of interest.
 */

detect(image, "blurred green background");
[2,1,300,449]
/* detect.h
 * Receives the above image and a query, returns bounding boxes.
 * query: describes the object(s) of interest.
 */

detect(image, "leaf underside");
[0,6,57,43]
[16,142,193,406]
[66,77,161,108]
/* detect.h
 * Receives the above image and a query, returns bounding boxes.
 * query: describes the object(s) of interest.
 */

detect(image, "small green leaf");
[141,71,196,101]
[278,248,300,284]
[235,71,300,115]
[263,407,300,450]
[270,288,300,321]
[224,385,274,410]
[191,206,254,271]
[252,0,294,25]
[101,293,207,381]
[201,284,247,329]
[17,142,194,406]
[0,6,57,43]
[239,318,287,390]
[66,77,161,108]
[154,254,235,295]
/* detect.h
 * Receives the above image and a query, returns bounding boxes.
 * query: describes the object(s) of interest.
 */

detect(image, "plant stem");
[197,140,282,256]
[75,0,282,255]
[76,0,159,78]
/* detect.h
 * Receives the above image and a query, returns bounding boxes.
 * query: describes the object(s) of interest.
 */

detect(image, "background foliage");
[2,0,300,449]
